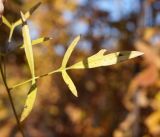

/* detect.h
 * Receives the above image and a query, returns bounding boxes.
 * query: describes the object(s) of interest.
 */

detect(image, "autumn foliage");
[0,0,159,137]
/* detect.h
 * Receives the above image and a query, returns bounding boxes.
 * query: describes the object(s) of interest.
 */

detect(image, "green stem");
[8,24,15,42]
[0,62,25,137]
[10,68,61,90]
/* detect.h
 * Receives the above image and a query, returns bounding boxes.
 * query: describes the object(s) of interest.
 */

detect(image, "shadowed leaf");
[69,50,143,69]
[8,2,41,42]
[14,2,41,27]
[62,71,78,97]
[20,12,37,122]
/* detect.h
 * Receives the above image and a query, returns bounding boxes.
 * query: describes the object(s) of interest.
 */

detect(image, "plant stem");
[8,25,15,42]
[10,68,61,90]
[0,63,25,137]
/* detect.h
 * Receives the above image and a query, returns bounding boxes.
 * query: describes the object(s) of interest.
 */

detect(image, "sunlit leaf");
[62,35,80,68]
[14,2,41,27]
[8,2,41,42]
[20,12,37,122]
[60,36,80,96]
[2,16,11,28]
[20,37,53,49]
[62,70,78,97]
[20,83,37,121]
[69,50,143,69]
[21,12,35,74]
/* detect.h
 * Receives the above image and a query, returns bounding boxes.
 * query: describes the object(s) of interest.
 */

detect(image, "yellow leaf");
[8,2,41,42]
[69,50,143,69]
[20,37,53,49]
[14,2,41,27]
[20,83,37,122]
[20,12,37,122]
[60,36,80,96]
[62,71,78,97]
[31,37,52,46]
[2,16,11,28]
[21,12,34,74]
[62,35,80,68]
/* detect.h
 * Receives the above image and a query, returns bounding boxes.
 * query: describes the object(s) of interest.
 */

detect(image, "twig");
[10,68,61,90]
[0,60,25,137]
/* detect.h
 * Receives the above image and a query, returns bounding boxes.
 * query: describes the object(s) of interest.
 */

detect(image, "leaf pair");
[2,2,41,42]
[61,36,80,97]
[59,36,143,97]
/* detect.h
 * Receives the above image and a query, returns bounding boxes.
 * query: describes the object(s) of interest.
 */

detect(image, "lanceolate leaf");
[14,2,41,28]
[8,2,41,42]
[21,13,34,73]
[60,36,80,97]
[69,50,143,69]
[31,37,52,46]
[62,35,80,68]
[62,71,78,97]
[2,16,12,28]
[20,12,37,122]
[20,37,53,49]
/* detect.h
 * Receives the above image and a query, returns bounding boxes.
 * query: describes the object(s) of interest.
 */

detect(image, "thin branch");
[0,60,25,137]
[10,68,61,90]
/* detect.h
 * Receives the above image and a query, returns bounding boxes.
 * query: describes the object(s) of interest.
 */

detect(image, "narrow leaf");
[31,37,52,46]
[14,2,41,27]
[21,12,34,74]
[20,83,37,122]
[62,71,78,97]
[60,36,80,96]
[2,16,12,28]
[20,37,53,49]
[62,35,80,68]
[20,12,37,122]
[8,2,41,42]
[69,50,144,69]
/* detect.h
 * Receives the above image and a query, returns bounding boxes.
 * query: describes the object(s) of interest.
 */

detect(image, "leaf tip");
[20,116,24,122]
[20,11,26,22]
[73,91,78,97]
[77,35,81,40]
[45,37,53,41]
[74,35,81,42]
[130,51,144,58]
[69,86,78,97]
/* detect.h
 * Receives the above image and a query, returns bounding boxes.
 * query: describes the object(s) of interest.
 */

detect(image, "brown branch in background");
[0,57,25,137]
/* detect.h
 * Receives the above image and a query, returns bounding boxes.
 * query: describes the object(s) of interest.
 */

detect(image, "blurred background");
[0,0,160,137]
